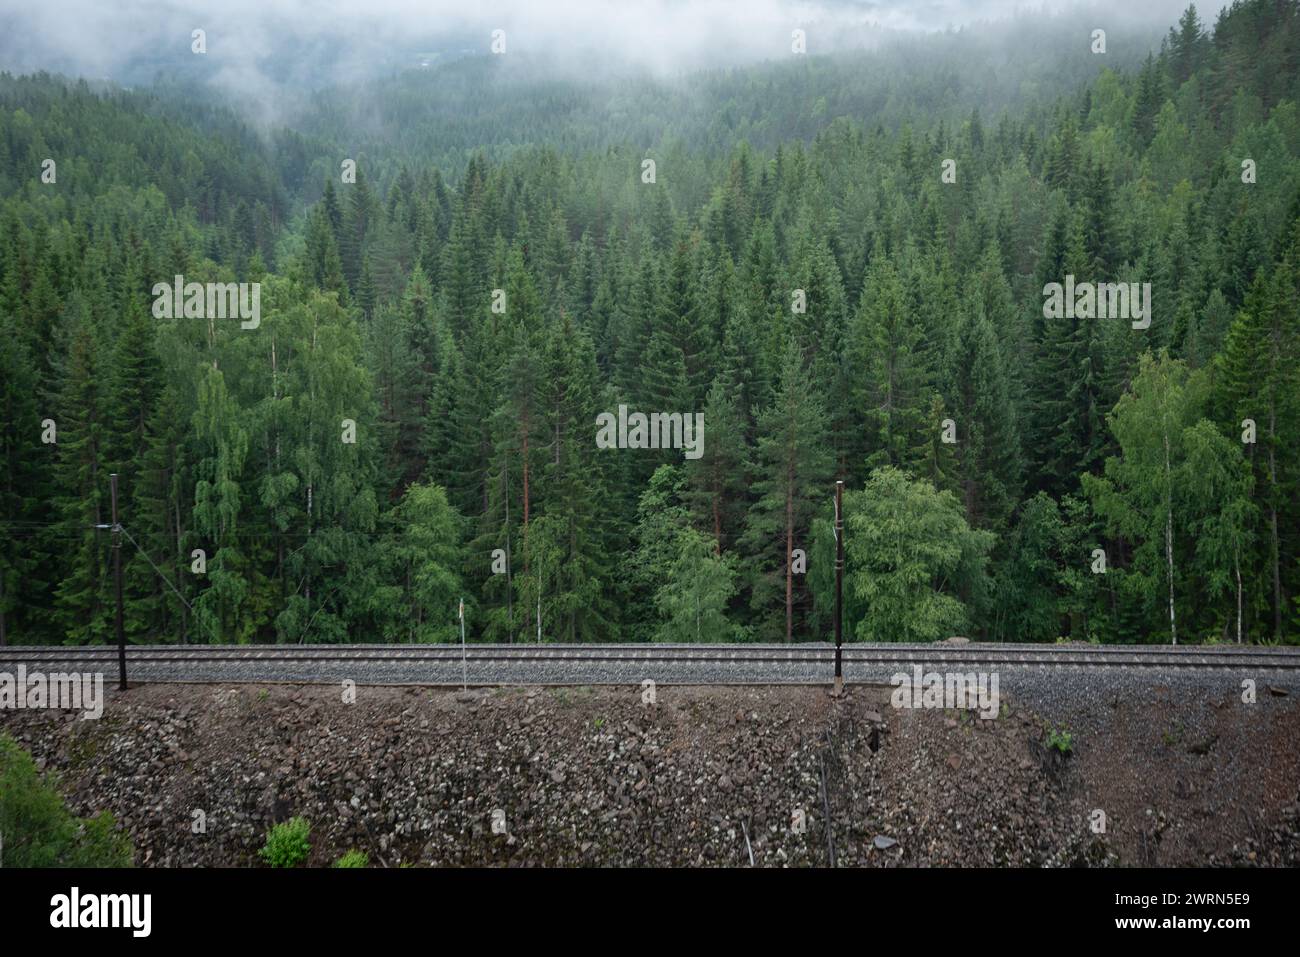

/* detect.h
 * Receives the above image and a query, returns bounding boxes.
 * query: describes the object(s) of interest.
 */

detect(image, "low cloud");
[0,0,1219,103]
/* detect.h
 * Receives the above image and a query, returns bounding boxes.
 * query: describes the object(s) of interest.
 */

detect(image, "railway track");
[2,642,1299,686]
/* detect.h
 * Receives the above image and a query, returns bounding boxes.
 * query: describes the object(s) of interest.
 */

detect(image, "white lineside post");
[459,597,466,691]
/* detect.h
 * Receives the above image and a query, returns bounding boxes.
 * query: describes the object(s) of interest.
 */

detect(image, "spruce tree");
[742,338,832,642]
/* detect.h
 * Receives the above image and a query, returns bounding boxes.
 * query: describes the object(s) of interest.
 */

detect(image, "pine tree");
[1170,5,1207,84]
[1082,158,1119,274]
[1215,245,1300,641]
[952,303,1022,532]
[0,308,49,642]
[845,249,935,482]
[535,318,615,641]
[50,296,112,643]
[644,238,708,410]
[366,303,423,499]
[684,373,750,554]
[303,206,348,305]
[373,482,465,643]
[1131,54,1165,147]
[742,338,832,642]
[1030,210,1106,497]
[125,383,196,643]
[340,166,378,292]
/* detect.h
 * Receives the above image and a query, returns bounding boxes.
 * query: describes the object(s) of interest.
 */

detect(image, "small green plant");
[0,734,133,867]
[594,716,605,730]
[333,849,369,868]
[257,688,270,702]
[1045,728,1073,754]
[260,817,311,868]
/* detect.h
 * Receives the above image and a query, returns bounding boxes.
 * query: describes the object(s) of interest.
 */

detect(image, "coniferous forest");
[1,1,1299,648]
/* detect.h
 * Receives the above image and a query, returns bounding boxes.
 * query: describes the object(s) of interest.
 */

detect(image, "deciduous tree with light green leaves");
[372,481,465,642]
[630,465,744,642]
[1180,420,1256,642]
[1084,352,1209,645]
[654,527,743,643]
[843,466,994,643]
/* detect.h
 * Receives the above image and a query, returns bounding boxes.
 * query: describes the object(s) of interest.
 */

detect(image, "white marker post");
[459,598,467,691]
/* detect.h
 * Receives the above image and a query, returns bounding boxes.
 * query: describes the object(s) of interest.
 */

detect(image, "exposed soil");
[2,681,1297,866]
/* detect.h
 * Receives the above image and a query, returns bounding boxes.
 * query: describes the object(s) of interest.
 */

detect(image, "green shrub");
[260,817,311,867]
[1045,727,1074,754]
[333,849,369,868]
[0,733,133,867]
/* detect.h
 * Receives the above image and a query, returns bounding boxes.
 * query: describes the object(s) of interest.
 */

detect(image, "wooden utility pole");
[111,473,127,690]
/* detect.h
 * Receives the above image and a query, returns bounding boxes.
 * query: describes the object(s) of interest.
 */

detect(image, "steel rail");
[2,643,1298,670]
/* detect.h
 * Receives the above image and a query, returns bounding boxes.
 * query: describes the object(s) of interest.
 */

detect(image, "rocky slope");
[2,681,1296,866]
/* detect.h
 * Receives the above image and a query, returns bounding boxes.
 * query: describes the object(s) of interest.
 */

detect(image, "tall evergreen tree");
[742,338,832,641]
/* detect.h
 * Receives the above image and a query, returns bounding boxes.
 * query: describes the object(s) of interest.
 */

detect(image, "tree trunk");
[1267,435,1281,640]
[503,464,513,643]
[521,422,531,640]
[712,488,722,556]
[522,428,530,530]
[175,492,187,644]
[1164,432,1176,645]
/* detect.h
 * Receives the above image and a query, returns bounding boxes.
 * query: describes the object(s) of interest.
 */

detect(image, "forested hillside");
[1,1,1298,646]
[292,10,1163,174]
